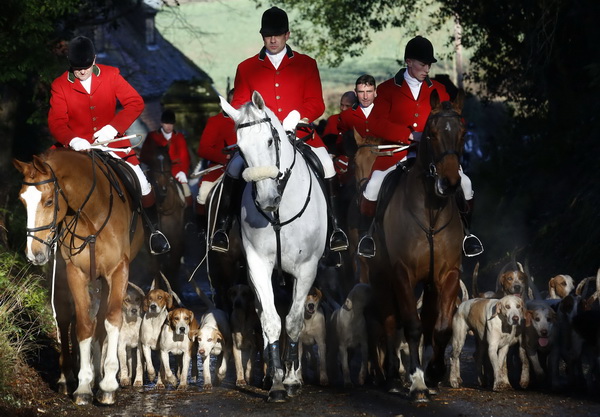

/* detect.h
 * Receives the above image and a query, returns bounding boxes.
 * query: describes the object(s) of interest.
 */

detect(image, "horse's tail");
[471,261,480,298]
[190,279,216,311]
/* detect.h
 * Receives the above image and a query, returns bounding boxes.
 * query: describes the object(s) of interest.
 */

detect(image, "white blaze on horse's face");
[20,185,50,264]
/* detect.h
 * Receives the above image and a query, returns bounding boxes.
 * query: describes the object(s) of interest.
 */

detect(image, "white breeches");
[225,144,335,180]
[106,151,152,196]
[363,165,397,202]
[180,181,192,198]
[197,177,222,205]
[129,162,152,196]
[459,166,473,200]
[363,164,474,201]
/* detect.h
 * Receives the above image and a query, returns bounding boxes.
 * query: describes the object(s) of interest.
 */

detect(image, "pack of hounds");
[114,262,600,394]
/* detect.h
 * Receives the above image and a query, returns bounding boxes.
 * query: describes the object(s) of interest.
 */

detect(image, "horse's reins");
[236,116,314,285]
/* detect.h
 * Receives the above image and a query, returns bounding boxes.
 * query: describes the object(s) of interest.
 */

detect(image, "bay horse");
[13,148,144,405]
[365,91,465,401]
[219,91,328,402]
[139,140,185,297]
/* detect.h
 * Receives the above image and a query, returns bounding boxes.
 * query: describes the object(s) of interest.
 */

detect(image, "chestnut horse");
[364,91,465,401]
[14,148,144,405]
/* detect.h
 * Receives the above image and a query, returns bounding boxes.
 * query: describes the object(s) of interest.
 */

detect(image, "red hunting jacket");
[197,112,237,183]
[48,64,144,164]
[231,45,326,148]
[143,130,191,177]
[369,69,450,171]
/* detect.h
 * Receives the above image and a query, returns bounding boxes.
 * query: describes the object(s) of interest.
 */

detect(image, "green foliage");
[0,0,80,85]
[0,252,53,397]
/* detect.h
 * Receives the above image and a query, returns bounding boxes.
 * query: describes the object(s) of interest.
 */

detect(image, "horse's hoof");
[410,389,430,403]
[203,383,213,390]
[236,379,247,387]
[267,389,288,403]
[57,383,69,396]
[133,380,143,388]
[95,389,116,405]
[73,393,93,406]
[263,376,273,391]
[426,362,446,385]
[284,383,302,397]
[120,378,131,387]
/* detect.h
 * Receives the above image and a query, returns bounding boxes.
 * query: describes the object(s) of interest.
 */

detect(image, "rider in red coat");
[196,88,237,211]
[211,7,348,253]
[141,109,194,227]
[48,36,169,255]
[360,36,482,258]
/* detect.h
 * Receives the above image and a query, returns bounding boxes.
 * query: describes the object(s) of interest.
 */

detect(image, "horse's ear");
[453,89,465,114]
[251,90,266,110]
[353,128,366,146]
[219,95,240,121]
[13,158,30,176]
[341,130,358,158]
[430,89,441,111]
[31,155,50,175]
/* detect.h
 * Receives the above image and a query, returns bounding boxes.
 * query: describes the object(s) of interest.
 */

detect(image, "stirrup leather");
[462,233,484,257]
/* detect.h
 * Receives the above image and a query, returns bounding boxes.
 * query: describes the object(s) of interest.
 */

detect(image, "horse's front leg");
[65,262,94,405]
[96,260,128,405]
[394,272,427,402]
[246,250,286,402]
[282,264,317,396]
[425,267,460,387]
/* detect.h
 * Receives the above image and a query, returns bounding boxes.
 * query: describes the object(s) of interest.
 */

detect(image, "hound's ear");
[525,310,533,327]
[343,298,353,311]
[143,296,149,312]
[189,328,198,341]
[215,330,224,344]
[168,310,174,321]
[188,311,194,322]
[490,303,499,319]
[166,293,173,310]
[315,287,323,300]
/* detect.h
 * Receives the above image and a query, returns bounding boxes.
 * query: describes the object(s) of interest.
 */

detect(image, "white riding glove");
[69,137,91,151]
[282,110,301,132]
[92,125,118,144]
[175,171,188,183]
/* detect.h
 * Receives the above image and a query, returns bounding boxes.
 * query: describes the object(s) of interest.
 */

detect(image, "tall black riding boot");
[184,196,196,233]
[460,198,484,257]
[326,177,349,252]
[357,197,376,258]
[141,191,171,255]
[210,175,236,253]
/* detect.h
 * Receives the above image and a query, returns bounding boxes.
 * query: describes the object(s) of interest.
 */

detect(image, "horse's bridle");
[421,109,463,181]
[22,173,64,248]
[22,153,115,257]
[235,114,314,284]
